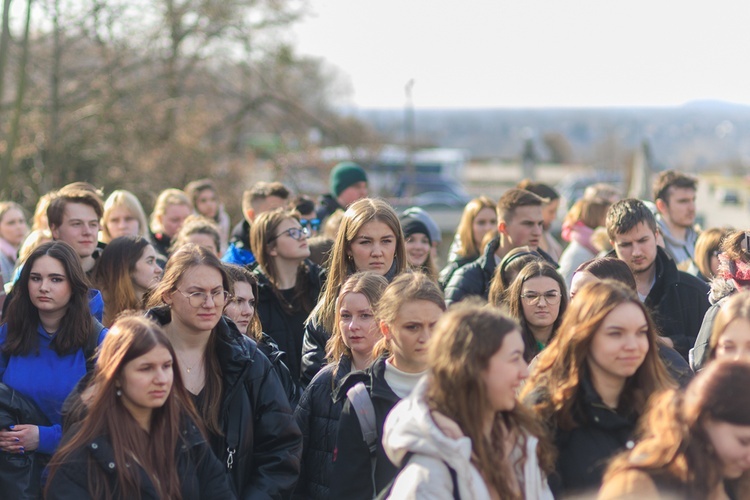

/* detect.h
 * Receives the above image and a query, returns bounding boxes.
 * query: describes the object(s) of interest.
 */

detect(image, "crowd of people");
[0,162,748,499]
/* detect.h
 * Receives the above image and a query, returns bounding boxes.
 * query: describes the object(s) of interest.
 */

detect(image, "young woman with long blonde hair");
[294,272,388,499]
[300,198,406,385]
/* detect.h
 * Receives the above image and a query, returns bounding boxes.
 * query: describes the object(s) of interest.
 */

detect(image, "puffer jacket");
[148,306,302,499]
[437,255,475,290]
[293,356,351,499]
[444,237,556,306]
[300,261,399,386]
[255,262,324,383]
[329,355,401,499]
[0,383,52,500]
[256,332,301,408]
[46,417,236,500]
[524,375,640,497]
[384,377,553,499]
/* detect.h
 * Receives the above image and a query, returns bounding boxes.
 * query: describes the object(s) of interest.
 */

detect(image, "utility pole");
[404,79,415,196]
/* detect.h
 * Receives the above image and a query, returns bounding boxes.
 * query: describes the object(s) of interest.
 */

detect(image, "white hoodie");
[382,377,553,499]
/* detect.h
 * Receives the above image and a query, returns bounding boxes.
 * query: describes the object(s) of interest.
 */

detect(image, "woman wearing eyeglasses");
[505,261,569,363]
[146,243,302,498]
[250,208,324,383]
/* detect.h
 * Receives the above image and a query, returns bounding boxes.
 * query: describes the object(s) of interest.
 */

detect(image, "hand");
[0,424,39,454]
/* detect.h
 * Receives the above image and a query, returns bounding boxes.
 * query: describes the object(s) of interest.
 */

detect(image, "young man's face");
[500,205,544,250]
[660,187,696,229]
[611,222,658,275]
[337,182,368,208]
[50,202,100,259]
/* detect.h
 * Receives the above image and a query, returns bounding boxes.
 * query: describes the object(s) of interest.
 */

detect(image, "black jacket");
[609,247,710,359]
[444,237,557,306]
[299,312,329,387]
[437,254,475,289]
[46,418,236,500]
[299,261,399,386]
[255,262,324,383]
[257,332,302,409]
[329,355,401,499]
[525,375,639,497]
[0,383,52,500]
[148,307,302,499]
[293,356,351,500]
[315,194,342,223]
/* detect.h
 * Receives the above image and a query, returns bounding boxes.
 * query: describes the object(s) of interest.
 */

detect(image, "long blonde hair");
[101,190,150,243]
[371,272,445,360]
[455,196,495,259]
[325,272,388,371]
[311,198,406,334]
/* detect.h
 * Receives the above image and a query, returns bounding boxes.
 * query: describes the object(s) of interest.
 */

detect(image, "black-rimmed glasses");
[268,226,309,243]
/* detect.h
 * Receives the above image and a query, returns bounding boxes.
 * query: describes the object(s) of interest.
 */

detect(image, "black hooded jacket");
[147,307,302,499]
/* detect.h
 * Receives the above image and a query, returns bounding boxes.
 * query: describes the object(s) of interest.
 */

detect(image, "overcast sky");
[292,0,750,109]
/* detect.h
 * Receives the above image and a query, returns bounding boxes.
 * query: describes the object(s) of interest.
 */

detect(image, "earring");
[116,389,122,397]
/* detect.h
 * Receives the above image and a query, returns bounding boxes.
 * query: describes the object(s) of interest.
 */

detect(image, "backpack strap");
[374,453,461,499]
[346,381,378,494]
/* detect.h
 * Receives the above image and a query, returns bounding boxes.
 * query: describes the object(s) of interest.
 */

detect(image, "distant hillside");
[350,103,750,172]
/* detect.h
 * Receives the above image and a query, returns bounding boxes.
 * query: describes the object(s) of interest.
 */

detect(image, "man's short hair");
[652,170,697,204]
[47,187,104,229]
[242,182,290,214]
[606,198,658,241]
[497,188,545,223]
[516,179,559,201]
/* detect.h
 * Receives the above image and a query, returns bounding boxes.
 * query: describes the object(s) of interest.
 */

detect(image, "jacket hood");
[708,277,736,304]
[382,377,472,469]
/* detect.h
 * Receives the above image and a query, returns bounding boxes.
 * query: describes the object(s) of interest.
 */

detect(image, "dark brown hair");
[3,241,94,356]
[605,198,658,241]
[95,236,153,327]
[46,315,201,500]
[223,263,262,341]
[652,169,697,204]
[574,257,637,292]
[505,261,568,362]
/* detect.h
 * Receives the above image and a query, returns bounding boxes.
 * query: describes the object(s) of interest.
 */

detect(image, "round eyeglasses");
[269,226,309,242]
[176,289,228,308]
[520,291,561,306]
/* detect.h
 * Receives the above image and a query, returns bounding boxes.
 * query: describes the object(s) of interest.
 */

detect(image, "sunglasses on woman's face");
[300,218,321,232]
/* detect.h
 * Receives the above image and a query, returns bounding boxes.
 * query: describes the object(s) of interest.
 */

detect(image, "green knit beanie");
[330,162,367,197]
